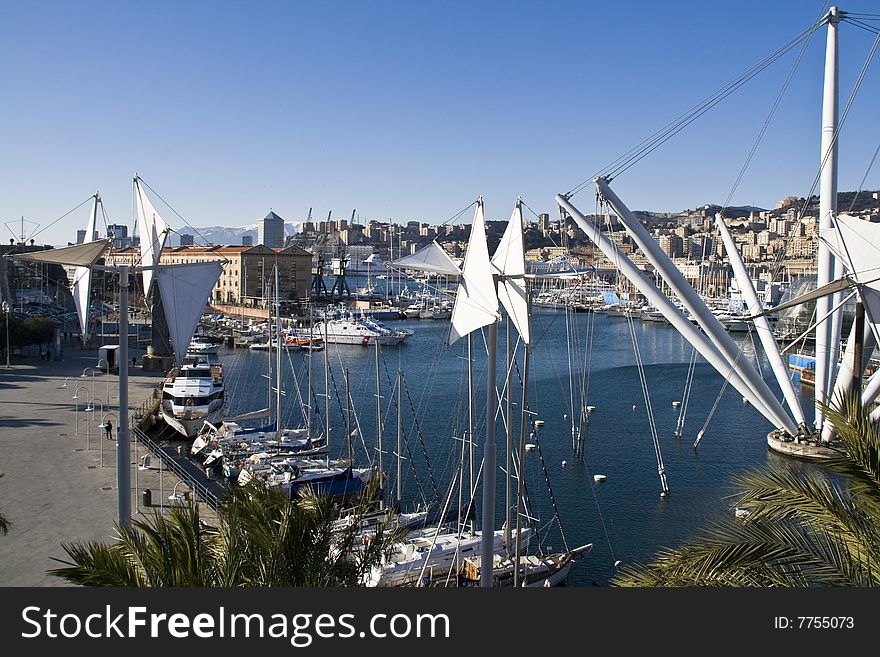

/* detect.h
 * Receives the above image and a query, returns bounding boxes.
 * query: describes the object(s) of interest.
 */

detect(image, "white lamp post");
[81,367,96,402]
[99,412,118,468]
[85,397,103,451]
[2,301,9,368]
[72,385,91,437]
[97,358,111,402]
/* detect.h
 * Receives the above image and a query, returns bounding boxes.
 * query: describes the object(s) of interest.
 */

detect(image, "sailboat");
[195,265,328,472]
[556,7,879,460]
[384,198,591,587]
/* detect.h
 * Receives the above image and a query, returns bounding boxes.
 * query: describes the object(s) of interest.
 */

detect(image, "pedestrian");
[131,356,137,368]
[104,418,113,441]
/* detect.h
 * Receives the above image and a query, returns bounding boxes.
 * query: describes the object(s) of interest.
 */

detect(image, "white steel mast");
[815,6,841,434]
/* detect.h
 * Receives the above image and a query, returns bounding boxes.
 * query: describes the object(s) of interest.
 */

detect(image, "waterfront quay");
[0,344,216,586]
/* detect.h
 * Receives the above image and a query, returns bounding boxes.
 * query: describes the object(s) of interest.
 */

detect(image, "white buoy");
[672,401,681,408]
[586,405,595,413]
[632,404,637,410]
[660,491,668,498]
[742,397,748,404]
[614,560,622,568]
[561,460,567,467]
[593,474,606,482]
[525,443,537,451]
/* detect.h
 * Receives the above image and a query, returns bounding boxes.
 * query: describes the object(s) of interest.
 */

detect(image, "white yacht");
[160,358,225,438]
[298,316,412,346]
[364,526,531,587]
[187,337,219,355]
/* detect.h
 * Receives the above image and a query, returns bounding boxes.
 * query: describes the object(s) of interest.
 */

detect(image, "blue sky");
[1,0,879,246]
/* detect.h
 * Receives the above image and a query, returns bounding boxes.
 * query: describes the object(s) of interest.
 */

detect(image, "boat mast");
[467,333,475,522]
[504,317,513,548]
[513,340,531,587]
[324,312,330,467]
[307,304,313,439]
[815,6,841,435]
[274,263,282,436]
[397,369,402,506]
[375,336,383,501]
[345,368,352,466]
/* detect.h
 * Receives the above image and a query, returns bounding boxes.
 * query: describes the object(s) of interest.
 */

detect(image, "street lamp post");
[99,412,118,468]
[81,367,97,402]
[85,397,103,452]
[2,301,9,368]
[72,385,91,437]
[97,358,111,402]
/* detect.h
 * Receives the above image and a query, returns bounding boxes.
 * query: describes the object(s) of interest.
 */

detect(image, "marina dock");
[0,346,218,586]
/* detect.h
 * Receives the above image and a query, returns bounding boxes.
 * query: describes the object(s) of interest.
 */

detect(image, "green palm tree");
[613,395,880,587]
[48,482,402,587]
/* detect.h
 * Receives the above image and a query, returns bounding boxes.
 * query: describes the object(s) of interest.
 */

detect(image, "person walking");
[104,418,113,441]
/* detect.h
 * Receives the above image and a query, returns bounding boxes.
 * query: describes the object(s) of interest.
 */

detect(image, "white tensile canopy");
[446,200,499,346]
[155,261,224,366]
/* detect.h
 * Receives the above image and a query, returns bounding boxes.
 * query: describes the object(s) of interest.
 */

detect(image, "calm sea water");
[214,307,820,586]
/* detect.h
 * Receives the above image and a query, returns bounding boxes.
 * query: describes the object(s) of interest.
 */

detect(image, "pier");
[0,346,218,586]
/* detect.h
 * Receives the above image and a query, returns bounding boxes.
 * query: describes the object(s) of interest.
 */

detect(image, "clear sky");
[1,0,878,246]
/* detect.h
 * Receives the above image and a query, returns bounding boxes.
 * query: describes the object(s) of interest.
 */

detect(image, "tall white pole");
[587,182,798,435]
[715,215,806,426]
[117,265,131,527]
[815,6,841,433]
[480,320,498,587]
[557,193,791,432]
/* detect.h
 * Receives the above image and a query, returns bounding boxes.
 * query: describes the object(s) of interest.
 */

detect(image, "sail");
[491,200,530,344]
[135,178,170,295]
[821,214,880,337]
[155,262,223,365]
[10,238,110,267]
[71,196,99,339]
[446,199,499,346]
[390,241,461,276]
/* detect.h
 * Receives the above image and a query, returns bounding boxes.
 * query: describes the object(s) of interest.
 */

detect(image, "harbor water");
[212,307,820,586]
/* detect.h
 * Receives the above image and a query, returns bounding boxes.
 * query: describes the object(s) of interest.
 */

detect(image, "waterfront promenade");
[0,344,209,586]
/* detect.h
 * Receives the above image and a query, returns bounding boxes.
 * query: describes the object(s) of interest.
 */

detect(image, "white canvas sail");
[821,214,880,340]
[135,178,170,295]
[390,241,461,276]
[446,199,499,346]
[11,238,110,267]
[491,200,530,345]
[155,262,223,366]
[71,195,99,340]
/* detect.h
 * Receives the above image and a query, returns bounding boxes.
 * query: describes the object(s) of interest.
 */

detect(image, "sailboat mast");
[815,6,841,434]
[513,342,531,587]
[467,333,475,509]
[397,369,402,505]
[345,368,352,465]
[307,305,313,439]
[504,317,513,548]
[375,337,383,498]
[275,264,282,435]
[324,313,330,467]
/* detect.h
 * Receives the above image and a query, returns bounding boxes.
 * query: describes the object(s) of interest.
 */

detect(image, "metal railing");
[132,426,221,511]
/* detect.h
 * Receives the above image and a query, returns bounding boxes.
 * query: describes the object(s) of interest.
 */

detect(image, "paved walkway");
[0,345,214,586]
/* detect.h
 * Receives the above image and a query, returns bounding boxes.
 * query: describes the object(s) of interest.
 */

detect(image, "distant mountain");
[169,222,301,247]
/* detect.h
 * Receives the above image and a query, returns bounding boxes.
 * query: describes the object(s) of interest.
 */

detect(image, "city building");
[258,211,285,248]
[105,244,312,305]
